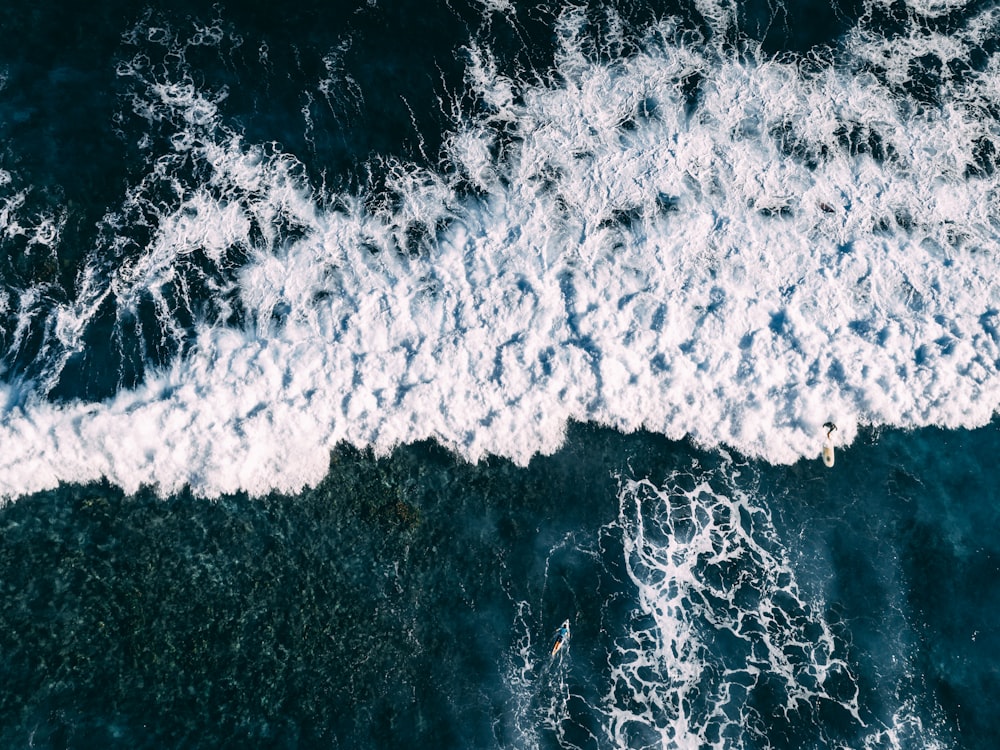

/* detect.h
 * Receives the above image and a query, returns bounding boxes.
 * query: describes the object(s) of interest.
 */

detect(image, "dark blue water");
[1,1,999,748]
[2,424,998,747]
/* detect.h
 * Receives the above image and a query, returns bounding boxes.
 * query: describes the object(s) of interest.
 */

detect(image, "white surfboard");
[821,422,837,467]
[822,441,835,467]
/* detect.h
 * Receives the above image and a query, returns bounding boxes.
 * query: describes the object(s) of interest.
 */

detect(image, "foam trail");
[0,167,68,392]
[498,459,948,748]
[601,463,945,749]
[501,600,575,750]
[2,5,1000,498]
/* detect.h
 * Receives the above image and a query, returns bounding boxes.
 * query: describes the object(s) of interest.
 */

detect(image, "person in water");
[552,620,570,655]
[823,421,837,439]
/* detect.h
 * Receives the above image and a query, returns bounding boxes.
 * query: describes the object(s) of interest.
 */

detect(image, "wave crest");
[2,5,1000,498]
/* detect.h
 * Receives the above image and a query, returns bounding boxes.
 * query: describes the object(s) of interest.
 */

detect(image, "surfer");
[551,620,570,657]
[822,422,837,467]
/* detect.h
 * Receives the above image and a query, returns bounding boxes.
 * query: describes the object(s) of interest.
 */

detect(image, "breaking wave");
[2,1,1000,498]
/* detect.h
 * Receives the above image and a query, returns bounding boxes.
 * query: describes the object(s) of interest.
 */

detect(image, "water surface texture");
[0,0,998,747]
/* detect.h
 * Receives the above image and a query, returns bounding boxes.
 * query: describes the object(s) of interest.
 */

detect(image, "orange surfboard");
[551,620,570,656]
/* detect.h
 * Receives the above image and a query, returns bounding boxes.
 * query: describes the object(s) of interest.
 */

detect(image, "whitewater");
[2,3,1000,499]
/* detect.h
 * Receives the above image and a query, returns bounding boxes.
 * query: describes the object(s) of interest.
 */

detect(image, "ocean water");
[0,0,998,747]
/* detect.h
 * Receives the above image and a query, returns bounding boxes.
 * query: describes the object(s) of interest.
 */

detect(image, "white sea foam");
[2,6,1000,498]
[605,468,863,747]
[501,596,577,750]
[501,461,946,747]
[0,169,68,390]
[0,178,65,252]
[862,699,951,750]
[601,463,948,748]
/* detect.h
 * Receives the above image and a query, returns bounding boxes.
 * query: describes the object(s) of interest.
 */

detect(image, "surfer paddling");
[551,620,570,657]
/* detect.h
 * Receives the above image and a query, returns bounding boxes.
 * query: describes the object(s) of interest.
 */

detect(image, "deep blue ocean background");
[1,0,999,748]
